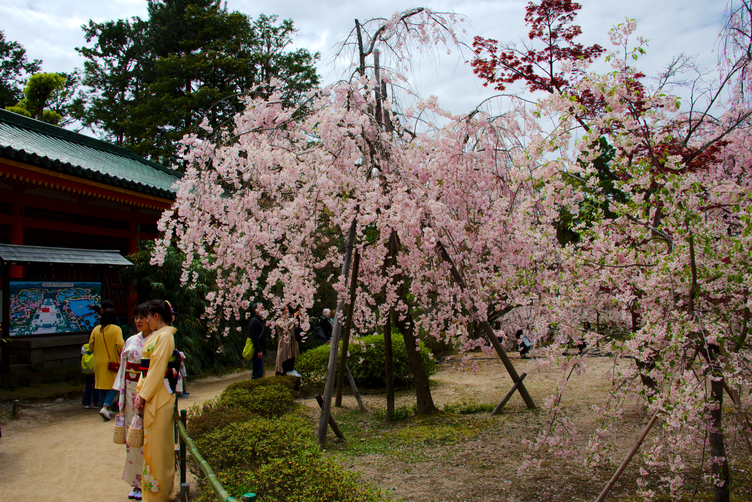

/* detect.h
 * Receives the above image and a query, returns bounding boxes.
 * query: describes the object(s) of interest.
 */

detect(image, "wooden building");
[0,109,179,368]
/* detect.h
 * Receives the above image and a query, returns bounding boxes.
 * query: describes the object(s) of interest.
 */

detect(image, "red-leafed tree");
[471,0,604,96]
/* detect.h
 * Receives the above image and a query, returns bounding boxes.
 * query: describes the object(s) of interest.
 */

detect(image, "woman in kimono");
[134,300,177,502]
[112,302,152,501]
[274,305,300,376]
[89,307,124,420]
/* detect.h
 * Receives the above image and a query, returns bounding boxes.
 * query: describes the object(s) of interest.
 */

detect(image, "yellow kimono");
[89,324,124,390]
[136,326,177,502]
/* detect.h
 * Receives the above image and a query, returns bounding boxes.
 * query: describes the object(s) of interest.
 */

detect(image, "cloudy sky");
[1,0,729,116]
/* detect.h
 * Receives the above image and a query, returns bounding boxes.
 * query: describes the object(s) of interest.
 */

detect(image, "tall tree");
[0,31,41,109]
[77,1,319,167]
[78,18,151,145]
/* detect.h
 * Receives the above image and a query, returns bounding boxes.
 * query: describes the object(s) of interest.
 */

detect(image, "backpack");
[81,343,95,374]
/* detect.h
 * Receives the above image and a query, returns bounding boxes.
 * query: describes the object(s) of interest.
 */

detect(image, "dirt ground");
[305,354,654,502]
[0,354,704,502]
[0,369,256,502]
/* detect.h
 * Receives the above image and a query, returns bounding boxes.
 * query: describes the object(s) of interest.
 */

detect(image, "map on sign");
[9,281,102,336]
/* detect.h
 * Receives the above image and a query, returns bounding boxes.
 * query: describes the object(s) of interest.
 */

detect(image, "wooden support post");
[12,400,21,418]
[315,393,345,440]
[180,483,190,502]
[318,214,358,446]
[345,364,366,413]
[336,248,361,406]
[595,413,659,502]
[384,306,394,419]
[491,372,527,415]
[435,240,536,409]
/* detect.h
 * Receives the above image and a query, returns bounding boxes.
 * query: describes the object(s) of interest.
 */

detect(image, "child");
[80,343,99,408]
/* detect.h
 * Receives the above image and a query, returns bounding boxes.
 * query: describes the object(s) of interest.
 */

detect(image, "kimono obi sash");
[140,350,181,392]
[125,361,141,382]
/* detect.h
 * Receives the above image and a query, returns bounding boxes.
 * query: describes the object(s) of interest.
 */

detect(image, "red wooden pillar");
[10,190,23,278]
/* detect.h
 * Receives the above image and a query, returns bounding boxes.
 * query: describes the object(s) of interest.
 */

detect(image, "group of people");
[246,304,335,380]
[83,299,184,502]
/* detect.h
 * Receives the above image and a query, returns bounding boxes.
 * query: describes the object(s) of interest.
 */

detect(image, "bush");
[217,385,295,418]
[297,332,436,389]
[295,345,331,389]
[247,455,393,502]
[195,415,319,473]
[186,406,257,439]
[224,375,299,394]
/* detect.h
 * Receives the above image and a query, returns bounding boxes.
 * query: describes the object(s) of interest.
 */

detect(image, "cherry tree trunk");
[392,292,437,415]
[709,360,730,502]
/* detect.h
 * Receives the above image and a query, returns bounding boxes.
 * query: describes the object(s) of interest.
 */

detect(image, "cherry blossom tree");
[472,2,752,500]
[152,8,540,423]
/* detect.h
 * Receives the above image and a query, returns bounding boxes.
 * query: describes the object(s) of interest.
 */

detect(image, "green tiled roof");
[0,109,180,200]
[0,243,132,266]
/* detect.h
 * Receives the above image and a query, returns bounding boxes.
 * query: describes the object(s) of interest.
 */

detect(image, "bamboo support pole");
[595,412,659,502]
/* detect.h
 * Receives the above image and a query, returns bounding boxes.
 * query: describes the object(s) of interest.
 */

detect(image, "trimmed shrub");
[195,415,319,472]
[186,406,257,439]
[247,455,393,502]
[297,332,436,389]
[217,385,295,418]
[224,375,298,394]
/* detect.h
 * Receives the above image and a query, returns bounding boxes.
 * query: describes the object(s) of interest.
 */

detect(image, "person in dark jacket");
[315,308,333,342]
[248,302,267,379]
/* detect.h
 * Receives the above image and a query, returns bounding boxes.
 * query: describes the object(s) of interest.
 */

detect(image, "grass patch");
[326,405,498,464]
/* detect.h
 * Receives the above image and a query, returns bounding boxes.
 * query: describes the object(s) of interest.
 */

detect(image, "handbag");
[126,413,144,448]
[242,337,254,360]
[113,413,126,445]
[102,327,121,372]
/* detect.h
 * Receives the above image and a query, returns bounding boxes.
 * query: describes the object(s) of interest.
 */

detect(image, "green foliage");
[243,455,393,502]
[123,241,251,375]
[297,332,436,391]
[195,415,318,472]
[7,72,65,124]
[374,404,415,421]
[77,1,319,166]
[186,405,257,439]
[0,30,41,109]
[295,343,332,389]
[217,385,295,418]
[442,401,496,414]
[224,374,298,394]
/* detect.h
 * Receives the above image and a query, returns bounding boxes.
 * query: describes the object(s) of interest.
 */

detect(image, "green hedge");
[296,332,436,389]
[188,378,394,502]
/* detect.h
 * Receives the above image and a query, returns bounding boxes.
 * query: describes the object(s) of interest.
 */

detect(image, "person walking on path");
[112,302,151,500]
[275,305,300,376]
[89,307,124,420]
[134,299,178,502]
[248,302,267,380]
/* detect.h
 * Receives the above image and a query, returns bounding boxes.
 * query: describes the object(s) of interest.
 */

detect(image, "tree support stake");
[492,372,527,415]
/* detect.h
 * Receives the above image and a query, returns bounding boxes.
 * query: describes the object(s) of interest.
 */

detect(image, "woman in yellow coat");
[134,299,177,502]
[89,307,124,420]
